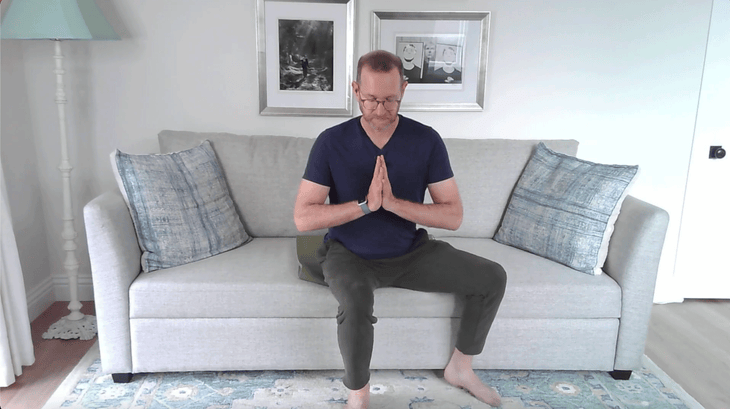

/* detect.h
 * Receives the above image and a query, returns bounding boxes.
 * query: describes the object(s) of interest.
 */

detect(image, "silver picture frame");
[372,11,490,112]
[256,0,355,116]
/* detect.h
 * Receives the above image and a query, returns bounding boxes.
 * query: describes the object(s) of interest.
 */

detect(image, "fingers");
[379,155,385,180]
[379,155,390,189]
[380,156,392,203]
[372,155,382,185]
[373,155,383,184]
[367,155,391,213]
[367,155,384,212]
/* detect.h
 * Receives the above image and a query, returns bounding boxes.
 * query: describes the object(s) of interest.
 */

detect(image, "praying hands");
[365,155,397,213]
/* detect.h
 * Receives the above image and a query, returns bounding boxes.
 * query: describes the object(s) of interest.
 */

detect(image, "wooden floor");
[2,300,728,409]
[644,299,730,409]
[0,302,97,409]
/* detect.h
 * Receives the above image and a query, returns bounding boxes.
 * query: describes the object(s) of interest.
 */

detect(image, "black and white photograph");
[278,19,334,92]
[373,11,490,111]
[396,35,465,84]
[256,0,354,116]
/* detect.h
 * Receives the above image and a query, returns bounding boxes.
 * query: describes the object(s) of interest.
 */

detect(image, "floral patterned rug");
[43,343,704,409]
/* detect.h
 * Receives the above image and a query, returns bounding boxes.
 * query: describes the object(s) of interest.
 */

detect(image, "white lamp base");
[42,314,97,341]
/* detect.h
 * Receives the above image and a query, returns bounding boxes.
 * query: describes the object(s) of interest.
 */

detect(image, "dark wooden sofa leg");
[112,373,133,383]
[609,370,632,380]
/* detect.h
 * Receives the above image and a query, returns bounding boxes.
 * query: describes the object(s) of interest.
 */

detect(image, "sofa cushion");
[158,131,326,238]
[297,235,328,286]
[129,238,333,319]
[445,237,622,319]
[129,237,621,320]
[426,139,579,238]
[111,140,251,272]
[494,143,638,275]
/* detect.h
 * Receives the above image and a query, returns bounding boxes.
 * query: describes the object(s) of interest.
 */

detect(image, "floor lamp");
[1,0,120,340]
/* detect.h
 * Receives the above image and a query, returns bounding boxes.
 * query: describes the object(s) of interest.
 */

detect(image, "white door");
[674,0,730,299]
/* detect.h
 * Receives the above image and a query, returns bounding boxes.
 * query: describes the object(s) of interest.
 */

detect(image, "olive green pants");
[316,236,507,390]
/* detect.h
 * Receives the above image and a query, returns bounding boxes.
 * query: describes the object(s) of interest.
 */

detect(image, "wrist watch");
[358,198,371,215]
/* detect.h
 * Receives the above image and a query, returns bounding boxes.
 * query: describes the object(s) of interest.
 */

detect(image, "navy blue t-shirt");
[303,115,454,259]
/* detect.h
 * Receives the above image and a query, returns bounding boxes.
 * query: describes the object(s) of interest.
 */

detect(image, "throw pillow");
[296,235,328,286]
[111,140,252,272]
[494,143,638,275]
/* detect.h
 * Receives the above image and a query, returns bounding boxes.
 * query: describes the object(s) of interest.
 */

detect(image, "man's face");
[353,66,407,132]
[443,47,456,65]
[425,43,435,58]
[403,45,417,62]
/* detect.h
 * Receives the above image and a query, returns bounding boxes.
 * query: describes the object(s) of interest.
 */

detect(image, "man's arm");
[384,176,463,231]
[294,158,385,232]
[379,155,463,231]
[293,180,362,232]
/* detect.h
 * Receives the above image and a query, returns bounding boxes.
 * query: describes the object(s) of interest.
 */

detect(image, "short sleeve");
[303,132,333,187]
[427,133,454,185]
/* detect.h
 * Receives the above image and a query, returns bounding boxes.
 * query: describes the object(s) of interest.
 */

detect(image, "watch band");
[358,199,371,215]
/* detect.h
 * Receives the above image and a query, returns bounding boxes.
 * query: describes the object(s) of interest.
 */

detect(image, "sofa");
[84,130,670,383]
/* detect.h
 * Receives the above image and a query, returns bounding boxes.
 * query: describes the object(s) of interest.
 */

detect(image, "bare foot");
[346,383,370,409]
[444,349,502,407]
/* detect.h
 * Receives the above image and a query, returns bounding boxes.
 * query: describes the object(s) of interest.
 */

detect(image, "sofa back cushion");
[159,131,323,238]
[427,139,578,238]
[160,130,577,239]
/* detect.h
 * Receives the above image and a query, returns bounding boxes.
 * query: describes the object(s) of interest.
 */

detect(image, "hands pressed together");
[366,155,397,213]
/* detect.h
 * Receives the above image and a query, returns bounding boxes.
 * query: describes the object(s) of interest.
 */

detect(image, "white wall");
[1,40,55,320]
[0,0,714,309]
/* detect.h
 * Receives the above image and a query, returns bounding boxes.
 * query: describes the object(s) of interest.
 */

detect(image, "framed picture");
[256,0,355,116]
[372,11,490,111]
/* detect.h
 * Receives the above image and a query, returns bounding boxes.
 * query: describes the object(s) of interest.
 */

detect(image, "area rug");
[43,342,704,409]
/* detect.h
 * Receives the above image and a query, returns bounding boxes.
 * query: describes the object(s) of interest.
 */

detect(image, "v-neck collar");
[358,115,400,151]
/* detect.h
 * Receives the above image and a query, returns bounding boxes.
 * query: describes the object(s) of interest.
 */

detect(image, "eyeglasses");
[359,97,401,111]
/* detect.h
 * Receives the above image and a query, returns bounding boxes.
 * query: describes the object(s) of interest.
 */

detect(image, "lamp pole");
[55,39,83,321]
[42,40,96,340]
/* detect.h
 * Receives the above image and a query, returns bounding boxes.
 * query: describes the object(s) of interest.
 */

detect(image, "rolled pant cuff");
[344,373,370,391]
[455,342,485,356]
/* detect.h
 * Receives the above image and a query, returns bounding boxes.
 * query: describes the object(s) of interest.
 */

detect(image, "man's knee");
[330,279,377,324]
[341,280,374,305]
[484,261,507,298]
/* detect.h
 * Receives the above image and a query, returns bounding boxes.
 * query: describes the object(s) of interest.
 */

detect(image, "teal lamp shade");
[1,0,120,40]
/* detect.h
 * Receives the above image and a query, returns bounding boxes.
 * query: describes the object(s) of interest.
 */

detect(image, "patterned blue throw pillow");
[494,143,638,275]
[112,140,252,272]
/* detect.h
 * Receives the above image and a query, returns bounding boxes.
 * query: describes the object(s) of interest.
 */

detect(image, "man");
[400,43,422,83]
[428,46,462,84]
[423,40,436,76]
[293,50,506,409]
[301,56,309,78]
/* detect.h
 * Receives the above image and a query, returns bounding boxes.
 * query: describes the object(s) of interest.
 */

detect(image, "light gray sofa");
[84,130,670,383]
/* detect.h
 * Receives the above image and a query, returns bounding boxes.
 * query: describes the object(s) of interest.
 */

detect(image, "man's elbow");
[448,214,463,231]
[295,211,322,232]
[449,205,463,231]
[294,218,307,232]
[293,208,309,232]
[294,215,316,232]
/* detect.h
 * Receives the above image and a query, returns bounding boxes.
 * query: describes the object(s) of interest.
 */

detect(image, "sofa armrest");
[84,191,141,374]
[603,195,669,371]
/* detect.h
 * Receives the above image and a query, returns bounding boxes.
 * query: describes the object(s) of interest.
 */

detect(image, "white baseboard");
[52,274,95,302]
[652,277,685,304]
[26,276,55,322]
[26,274,95,322]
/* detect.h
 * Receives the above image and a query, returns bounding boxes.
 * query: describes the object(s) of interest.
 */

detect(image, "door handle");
[710,146,726,159]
